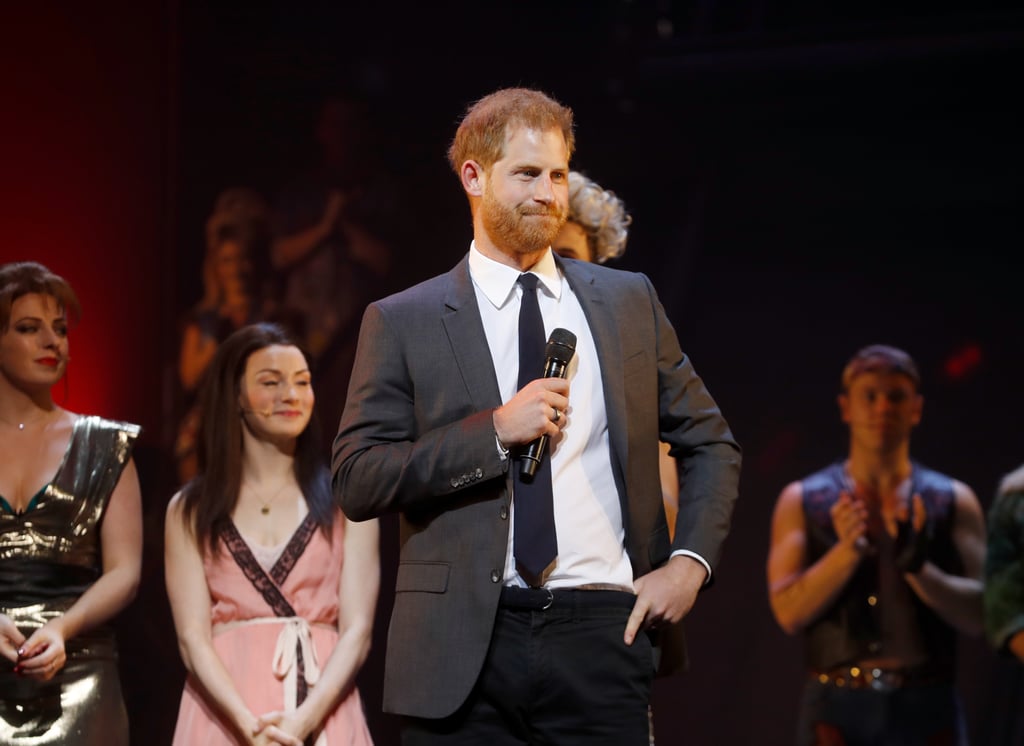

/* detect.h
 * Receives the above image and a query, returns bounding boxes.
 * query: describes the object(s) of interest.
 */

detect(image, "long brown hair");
[180,322,334,551]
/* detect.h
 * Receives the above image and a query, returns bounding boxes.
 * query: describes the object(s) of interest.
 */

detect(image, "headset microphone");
[241,407,273,418]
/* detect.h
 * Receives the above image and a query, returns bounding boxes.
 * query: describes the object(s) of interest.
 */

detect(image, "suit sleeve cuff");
[670,549,712,585]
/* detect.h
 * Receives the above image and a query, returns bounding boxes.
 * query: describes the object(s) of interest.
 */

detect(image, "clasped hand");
[0,614,24,664]
[831,491,929,573]
[249,710,307,746]
[888,493,930,573]
[0,617,67,681]
[830,492,869,552]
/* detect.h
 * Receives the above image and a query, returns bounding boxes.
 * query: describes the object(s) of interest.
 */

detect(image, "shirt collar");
[468,242,563,310]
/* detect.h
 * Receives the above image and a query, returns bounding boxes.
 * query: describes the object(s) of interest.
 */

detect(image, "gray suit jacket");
[332,253,741,718]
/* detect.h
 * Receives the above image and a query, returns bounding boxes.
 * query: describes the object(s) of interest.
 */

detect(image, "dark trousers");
[796,677,967,746]
[402,589,654,745]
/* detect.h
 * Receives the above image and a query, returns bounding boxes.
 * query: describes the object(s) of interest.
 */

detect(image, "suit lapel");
[559,259,630,488]
[438,256,631,494]
[441,257,504,412]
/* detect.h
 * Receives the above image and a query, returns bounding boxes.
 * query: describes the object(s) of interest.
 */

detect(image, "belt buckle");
[540,587,554,610]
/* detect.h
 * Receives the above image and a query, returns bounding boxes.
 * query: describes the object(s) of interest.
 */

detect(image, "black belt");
[499,585,635,611]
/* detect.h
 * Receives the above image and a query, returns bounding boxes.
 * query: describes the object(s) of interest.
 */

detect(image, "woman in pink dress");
[165,322,377,745]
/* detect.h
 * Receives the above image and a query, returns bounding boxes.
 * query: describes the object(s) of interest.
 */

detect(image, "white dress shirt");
[468,244,635,590]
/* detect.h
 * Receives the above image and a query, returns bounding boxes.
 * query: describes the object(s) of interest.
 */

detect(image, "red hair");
[447,87,574,174]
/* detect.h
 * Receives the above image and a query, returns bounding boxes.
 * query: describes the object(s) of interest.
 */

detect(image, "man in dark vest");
[767,344,986,745]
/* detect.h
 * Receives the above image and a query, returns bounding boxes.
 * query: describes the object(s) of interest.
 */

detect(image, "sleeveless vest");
[801,461,960,674]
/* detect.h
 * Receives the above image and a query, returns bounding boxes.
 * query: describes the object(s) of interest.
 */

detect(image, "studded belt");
[811,664,952,692]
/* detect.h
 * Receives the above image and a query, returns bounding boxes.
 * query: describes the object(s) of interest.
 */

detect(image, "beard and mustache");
[480,181,568,256]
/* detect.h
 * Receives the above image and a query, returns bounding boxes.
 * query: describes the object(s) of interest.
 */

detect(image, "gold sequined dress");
[0,415,139,744]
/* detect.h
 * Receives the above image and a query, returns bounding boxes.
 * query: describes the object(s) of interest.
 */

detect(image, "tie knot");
[518,273,540,292]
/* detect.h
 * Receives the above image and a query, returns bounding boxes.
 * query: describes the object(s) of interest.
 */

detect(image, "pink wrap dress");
[172,511,373,745]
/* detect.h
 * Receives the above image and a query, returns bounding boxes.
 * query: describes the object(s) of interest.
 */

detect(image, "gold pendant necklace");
[261,486,285,515]
[245,480,291,515]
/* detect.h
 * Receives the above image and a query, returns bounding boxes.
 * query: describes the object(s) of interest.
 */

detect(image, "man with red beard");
[767,344,985,745]
[333,87,740,745]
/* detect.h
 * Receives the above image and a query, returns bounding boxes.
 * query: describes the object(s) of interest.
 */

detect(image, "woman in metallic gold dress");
[0,261,143,744]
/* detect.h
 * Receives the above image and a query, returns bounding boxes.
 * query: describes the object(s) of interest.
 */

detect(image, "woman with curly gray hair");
[553,171,631,264]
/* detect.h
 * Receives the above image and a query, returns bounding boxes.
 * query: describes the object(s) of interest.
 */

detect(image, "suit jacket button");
[475,468,483,478]
[500,506,508,520]
[490,570,501,583]
[450,477,459,488]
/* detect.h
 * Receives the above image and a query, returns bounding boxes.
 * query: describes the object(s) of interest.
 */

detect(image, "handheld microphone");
[520,328,576,478]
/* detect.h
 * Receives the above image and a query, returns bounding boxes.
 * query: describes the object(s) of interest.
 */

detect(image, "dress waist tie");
[215,616,329,745]
[273,617,321,706]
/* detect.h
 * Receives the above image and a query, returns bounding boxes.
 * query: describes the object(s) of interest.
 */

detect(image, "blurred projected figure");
[0,261,142,745]
[271,93,393,440]
[176,187,275,483]
[767,344,986,746]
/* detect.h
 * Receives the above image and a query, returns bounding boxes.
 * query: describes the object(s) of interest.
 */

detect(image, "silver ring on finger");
[551,407,560,423]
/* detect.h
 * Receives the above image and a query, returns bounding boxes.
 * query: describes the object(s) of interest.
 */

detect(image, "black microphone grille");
[545,328,577,362]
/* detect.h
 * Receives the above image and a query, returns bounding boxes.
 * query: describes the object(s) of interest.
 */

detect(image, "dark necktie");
[513,273,557,584]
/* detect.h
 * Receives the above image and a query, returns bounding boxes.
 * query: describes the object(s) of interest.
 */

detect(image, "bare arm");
[767,482,866,635]
[1009,631,1024,663]
[18,459,143,679]
[164,494,267,743]
[904,481,985,636]
[256,517,380,741]
[658,442,679,541]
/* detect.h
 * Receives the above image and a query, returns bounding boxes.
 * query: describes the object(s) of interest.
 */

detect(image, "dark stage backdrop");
[6,2,1024,744]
